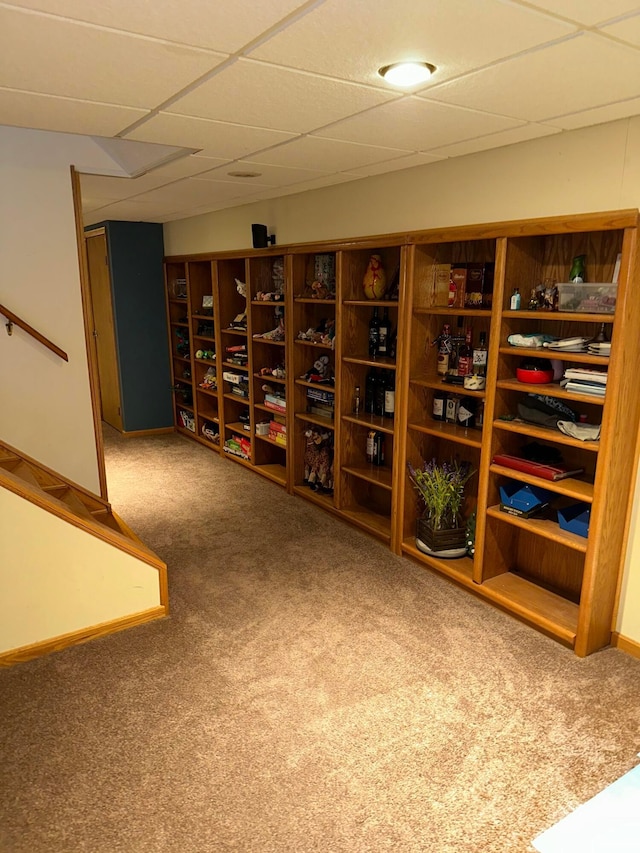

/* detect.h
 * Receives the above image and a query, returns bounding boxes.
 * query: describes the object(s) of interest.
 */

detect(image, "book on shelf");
[264,399,286,414]
[268,430,287,446]
[564,367,608,384]
[492,454,585,481]
[564,381,606,397]
[269,420,286,435]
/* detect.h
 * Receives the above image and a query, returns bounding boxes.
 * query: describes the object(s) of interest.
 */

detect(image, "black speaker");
[252,223,268,249]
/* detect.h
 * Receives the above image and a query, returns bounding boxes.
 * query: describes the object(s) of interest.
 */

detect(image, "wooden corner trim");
[611,631,640,660]
[0,606,166,667]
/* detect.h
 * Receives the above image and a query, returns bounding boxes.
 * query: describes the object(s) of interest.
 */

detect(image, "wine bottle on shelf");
[378,307,391,357]
[352,384,361,416]
[436,323,452,376]
[369,307,380,357]
[384,371,395,419]
[365,368,377,414]
[449,316,464,375]
[457,328,473,376]
[374,370,386,417]
[569,254,586,282]
[433,389,446,422]
[472,331,488,376]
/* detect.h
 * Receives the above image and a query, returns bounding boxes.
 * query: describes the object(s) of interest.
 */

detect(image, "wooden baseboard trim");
[0,605,166,667]
[611,631,640,660]
[120,427,175,438]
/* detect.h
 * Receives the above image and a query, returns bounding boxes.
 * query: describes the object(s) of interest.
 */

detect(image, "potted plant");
[407,458,476,558]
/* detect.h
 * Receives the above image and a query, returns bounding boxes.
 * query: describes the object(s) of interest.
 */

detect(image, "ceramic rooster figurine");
[362,254,387,299]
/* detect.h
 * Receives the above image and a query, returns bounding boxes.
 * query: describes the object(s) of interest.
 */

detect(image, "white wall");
[164,116,640,645]
[0,489,161,653]
[0,126,111,493]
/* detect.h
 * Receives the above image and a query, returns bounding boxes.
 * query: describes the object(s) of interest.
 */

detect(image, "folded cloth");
[507,333,556,348]
[557,421,601,441]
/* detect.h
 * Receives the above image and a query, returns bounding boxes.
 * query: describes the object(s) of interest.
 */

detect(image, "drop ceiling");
[3,0,640,225]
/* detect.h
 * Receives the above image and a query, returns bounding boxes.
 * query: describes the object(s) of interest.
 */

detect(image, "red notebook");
[492,454,584,481]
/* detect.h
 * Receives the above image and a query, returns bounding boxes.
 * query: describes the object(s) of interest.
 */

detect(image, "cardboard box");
[433,263,452,307]
[451,265,467,309]
[464,263,494,308]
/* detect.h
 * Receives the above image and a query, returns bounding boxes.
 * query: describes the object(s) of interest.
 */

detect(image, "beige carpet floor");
[1,427,639,853]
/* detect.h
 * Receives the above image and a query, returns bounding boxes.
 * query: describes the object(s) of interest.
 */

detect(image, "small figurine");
[527,288,539,310]
[543,279,558,311]
[302,355,334,385]
[311,280,330,299]
[235,278,247,299]
[362,254,387,300]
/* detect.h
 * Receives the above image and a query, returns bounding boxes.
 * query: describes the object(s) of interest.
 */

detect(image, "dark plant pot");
[416,517,467,558]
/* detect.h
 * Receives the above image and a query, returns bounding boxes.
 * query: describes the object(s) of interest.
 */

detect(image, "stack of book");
[224,433,251,460]
[493,454,584,481]
[563,367,608,398]
[306,387,334,420]
[269,416,287,446]
[264,392,286,414]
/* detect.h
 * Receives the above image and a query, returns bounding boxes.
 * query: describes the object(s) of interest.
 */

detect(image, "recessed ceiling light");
[378,61,436,87]
[228,170,262,178]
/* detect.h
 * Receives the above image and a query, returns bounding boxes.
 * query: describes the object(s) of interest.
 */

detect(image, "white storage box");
[557,282,617,314]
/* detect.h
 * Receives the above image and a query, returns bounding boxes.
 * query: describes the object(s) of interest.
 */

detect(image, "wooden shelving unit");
[165,209,640,655]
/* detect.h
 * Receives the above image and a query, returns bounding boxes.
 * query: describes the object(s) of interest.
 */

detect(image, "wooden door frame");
[70,166,109,501]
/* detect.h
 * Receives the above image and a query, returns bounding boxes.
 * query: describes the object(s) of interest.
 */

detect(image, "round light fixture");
[378,61,436,87]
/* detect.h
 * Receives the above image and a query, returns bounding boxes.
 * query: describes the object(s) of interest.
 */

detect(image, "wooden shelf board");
[176,425,196,437]
[492,419,600,451]
[502,310,615,323]
[342,413,395,436]
[171,321,189,328]
[254,463,287,487]
[343,299,399,307]
[223,451,252,468]
[252,337,286,346]
[499,346,609,365]
[293,484,336,512]
[490,464,594,502]
[254,432,287,450]
[295,339,334,349]
[414,307,492,317]
[295,412,335,430]
[223,392,250,404]
[402,537,475,586]
[193,334,215,343]
[175,402,194,413]
[172,355,191,363]
[410,373,486,398]
[480,572,578,645]
[196,387,218,398]
[225,421,252,434]
[343,355,397,369]
[168,297,188,305]
[221,361,248,371]
[486,505,588,552]
[194,357,216,365]
[255,373,286,385]
[255,402,287,416]
[338,506,391,543]
[294,297,336,304]
[407,420,483,448]
[496,378,605,405]
[343,464,392,490]
[251,300,286,306]
[191,313,214,320]
[197,414,219,424]
[295,378,336,393]
[222,328,248,336]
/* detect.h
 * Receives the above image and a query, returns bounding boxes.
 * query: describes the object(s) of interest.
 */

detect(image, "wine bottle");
[365,368,377,414]
[378,307,390,357]
[436,323,452,376]
[457,328,473,376]
[569,254,586,283]
[384,371,395,419]
[472,332,488,376]
[352,384,361,416]
[433,389,446,421]
[374,370,386,416]
[369,307,380,357]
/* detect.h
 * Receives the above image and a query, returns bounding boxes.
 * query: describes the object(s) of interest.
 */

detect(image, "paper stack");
[563,367,607,397]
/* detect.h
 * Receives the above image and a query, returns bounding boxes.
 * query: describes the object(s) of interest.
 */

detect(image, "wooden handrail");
[0,303,68,362]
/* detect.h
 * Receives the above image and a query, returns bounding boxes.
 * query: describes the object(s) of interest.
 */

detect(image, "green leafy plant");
[407,458,476,530]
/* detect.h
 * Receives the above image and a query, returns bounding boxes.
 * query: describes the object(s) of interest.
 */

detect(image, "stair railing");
[0,303,68,362]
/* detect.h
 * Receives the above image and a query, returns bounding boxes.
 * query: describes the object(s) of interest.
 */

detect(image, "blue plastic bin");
[499,481,554,513]
[557,503,590,538]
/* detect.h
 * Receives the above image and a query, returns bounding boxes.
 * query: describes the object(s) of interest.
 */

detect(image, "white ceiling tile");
[146,154,231,179]
[0,88,147,135]
[169,58,398,133]
[314,97,523,151]
[5,0,310,52]
[0,6,226,108]
[599,11,640,46]
[79,172,182,201]
[249,173,362,200]
[523,1,640,26]
[344,153,444,177]
[125,113,297,159]
[194,160,332,187]
[250,0,576,87]
[131,176,271,208]
[247,136,413,172]
[83,199,170,222]
[426,33,640,122]
[427,123,561,157]
[547,97,640,130]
